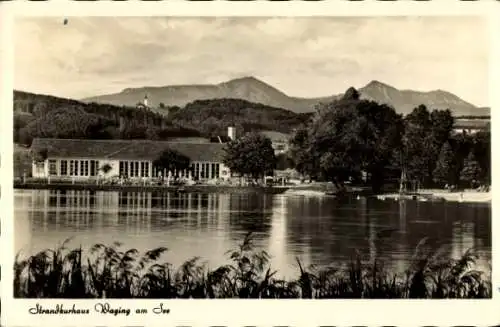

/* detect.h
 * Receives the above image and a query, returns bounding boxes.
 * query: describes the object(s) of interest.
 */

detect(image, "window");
[69,160,75,176]
[140,162,149,177]
[84,161,89,176]
[90,160,97,176]
[131,162,135,177]
[134,162,139,177]
[48,160,57,176]
[79,160,86,176]
[200,163,205,178]
[194,163,199,179]
[215,164,220,178]
[129,162,134,177]
[60,160,68,176]
[35,162,44,175]
[119,161,126,177]
[120,161,132,177]
[211,163,216,179]
[70,160,80,176]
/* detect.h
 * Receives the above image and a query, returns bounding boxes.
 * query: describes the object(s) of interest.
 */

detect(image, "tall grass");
[14,233,491,299]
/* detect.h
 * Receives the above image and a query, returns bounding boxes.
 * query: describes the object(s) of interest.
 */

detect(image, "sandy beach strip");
[377,190,491,203]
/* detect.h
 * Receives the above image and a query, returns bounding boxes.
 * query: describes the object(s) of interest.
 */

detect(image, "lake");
[14,189,491,279]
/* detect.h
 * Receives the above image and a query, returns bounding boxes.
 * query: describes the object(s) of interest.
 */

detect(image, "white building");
[30,134,233,181]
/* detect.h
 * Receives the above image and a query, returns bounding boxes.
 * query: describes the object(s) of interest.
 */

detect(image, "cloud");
[14,16,489,106]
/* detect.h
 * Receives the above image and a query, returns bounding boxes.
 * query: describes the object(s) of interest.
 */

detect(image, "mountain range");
[83,77,490,116]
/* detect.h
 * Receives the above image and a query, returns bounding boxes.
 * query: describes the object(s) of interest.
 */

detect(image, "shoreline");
[13,181,492,203]
[13,181,290,194]
[376,190,492,203]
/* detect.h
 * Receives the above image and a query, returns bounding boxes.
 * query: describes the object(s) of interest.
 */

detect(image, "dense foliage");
[460,151,482,188]
[170,98,312,136]
[153,149,191,179]
[289,87,491,191]
[289,88,404,191]
[14,233,491,299]
[223,133,276,180]
[13,91,201,145]
[432,142,456,187]
[13,89,490,190]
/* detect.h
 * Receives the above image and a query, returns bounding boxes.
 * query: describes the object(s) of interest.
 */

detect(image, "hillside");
[13,90,202,145]
[83,77,489,116]
[13,91,311,145]
[169,98,312,136]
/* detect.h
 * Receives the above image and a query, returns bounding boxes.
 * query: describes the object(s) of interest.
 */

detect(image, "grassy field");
[14,233,491,299]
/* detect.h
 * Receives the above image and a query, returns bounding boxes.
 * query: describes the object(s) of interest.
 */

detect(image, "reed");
[13,233,491,299]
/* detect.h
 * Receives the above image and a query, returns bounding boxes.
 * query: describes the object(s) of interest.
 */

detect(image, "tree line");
[14,91,311,146]
[169,98,312,136]
[13,89,490,191]
[287,87,490,191]
[14,91,201,145]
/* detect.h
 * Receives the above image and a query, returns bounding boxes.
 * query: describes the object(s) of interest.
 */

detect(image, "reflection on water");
[15,189,491,278]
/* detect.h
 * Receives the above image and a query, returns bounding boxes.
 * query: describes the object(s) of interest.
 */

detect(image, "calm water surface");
[15,189,491,278]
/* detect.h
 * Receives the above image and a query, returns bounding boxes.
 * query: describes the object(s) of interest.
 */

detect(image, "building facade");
[30,138,232,181]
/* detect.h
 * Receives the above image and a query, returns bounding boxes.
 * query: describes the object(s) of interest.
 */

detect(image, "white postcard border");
[1,1,499,326]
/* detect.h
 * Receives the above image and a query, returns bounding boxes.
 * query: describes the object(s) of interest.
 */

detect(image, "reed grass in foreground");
[14,233,491,299]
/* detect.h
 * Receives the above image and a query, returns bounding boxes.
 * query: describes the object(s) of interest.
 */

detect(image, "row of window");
[119,161,150,178]
[45,159,224,179]
[193,162,220,179]
[48,159,99,177]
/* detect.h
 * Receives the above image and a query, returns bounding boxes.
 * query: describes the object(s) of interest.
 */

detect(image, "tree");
[99,163,113,175]
[32,148,48,163]
[402,105,455,187]
[432,142,455,187]
[289,87,403,192]
[153,149,191,180]
[289,126,316,178]
[343,87,360,101]
[275,153,294,171]
[471,130,491,184]
[460,151,482,188]
[223,132,276,181]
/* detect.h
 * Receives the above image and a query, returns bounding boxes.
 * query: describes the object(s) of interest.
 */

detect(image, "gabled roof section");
[30,138,227,162]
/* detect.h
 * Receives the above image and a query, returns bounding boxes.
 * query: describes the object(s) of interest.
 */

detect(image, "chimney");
[228,126,236,140]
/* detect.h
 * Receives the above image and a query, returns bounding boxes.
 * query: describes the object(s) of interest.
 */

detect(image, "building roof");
[30,138,227,162]
[260,130,290,142]
[209,135,232,143]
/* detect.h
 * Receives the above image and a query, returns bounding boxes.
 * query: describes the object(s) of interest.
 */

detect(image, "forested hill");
[169,98,313,136]
[13,90,202,146]
[13,91,312,145]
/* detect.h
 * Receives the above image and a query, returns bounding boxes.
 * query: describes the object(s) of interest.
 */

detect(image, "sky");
[14,16,489,106]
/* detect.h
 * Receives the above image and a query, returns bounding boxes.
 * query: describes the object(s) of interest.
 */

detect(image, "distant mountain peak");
[364,80,396,90]
[221,76,267,86]
[83,77,488,117]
